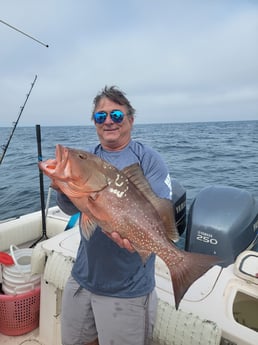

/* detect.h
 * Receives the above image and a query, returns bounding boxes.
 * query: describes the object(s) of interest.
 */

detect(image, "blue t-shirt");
[57,140,172,297]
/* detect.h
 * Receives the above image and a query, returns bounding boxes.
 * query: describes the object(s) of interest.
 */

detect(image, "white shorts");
[61,275,157,345]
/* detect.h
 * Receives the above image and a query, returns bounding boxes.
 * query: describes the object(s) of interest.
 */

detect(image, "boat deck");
[0,329,40,345]
[0,207,257,345]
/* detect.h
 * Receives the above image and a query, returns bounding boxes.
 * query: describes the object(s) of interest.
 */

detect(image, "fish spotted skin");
[39,144,221,309]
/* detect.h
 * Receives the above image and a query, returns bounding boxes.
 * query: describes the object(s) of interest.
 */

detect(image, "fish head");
[39,144,108,197]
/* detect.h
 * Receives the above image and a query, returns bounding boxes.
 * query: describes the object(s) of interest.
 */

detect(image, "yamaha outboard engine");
[171,179,186,236]
[185,185,258,267]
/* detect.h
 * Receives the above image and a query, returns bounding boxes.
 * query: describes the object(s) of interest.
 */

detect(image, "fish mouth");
[53,144,70,179]
[55,144,67,164]
[39,144,68,179]
[41,158,57,171]
[55,145,92,194]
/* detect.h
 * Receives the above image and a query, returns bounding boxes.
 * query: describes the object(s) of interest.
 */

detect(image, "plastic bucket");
[2,245,41,295]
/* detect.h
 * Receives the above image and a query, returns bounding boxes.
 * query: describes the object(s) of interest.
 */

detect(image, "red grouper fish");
[39,144,221,309]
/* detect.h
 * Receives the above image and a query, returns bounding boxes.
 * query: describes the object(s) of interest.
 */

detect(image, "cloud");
[0,0,257,126]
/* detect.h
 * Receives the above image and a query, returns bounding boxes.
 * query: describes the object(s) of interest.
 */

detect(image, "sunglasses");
[93,109,124,124]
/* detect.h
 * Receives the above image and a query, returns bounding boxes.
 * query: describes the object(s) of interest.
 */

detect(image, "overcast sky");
[0,0,257,126]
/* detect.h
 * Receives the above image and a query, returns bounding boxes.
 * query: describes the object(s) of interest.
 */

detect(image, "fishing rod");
[0,19,49,48]
[0,75,38,165]
[31,123,48,247]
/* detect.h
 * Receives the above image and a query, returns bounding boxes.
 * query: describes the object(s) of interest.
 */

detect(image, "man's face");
[93,97,134,151]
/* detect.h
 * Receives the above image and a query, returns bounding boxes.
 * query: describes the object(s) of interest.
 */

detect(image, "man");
[58,86,172,345]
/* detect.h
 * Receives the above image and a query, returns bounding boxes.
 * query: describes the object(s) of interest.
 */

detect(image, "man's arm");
[56,192,79,215]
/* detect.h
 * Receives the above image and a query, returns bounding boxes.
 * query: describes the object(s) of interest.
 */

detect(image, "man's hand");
[104,231,135,253]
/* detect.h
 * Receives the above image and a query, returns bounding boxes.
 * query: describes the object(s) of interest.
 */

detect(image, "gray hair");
[91,86,136,120]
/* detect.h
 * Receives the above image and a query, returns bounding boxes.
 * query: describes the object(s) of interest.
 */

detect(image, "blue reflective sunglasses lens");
[94,112,107,124]
[110,110,124,123]
[93,110,124,124]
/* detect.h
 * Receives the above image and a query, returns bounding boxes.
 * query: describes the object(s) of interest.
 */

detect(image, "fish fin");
[80,213,97,239]
[122,163,150,193]
[165,251,222,310]
[154,199,179,242]
[122,164,179,242]
[89,191,100,201]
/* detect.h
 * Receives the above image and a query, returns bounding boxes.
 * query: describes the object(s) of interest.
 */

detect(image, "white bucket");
[2,245,41,295]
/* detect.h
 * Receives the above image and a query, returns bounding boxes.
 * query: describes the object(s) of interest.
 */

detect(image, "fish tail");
[166,251,221,310]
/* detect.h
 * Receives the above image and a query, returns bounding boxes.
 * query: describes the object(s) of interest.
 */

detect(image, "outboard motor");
[185,185,258,267]
[171,179,186,236]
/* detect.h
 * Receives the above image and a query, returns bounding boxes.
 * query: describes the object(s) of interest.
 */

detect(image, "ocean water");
[0,121,258,222]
